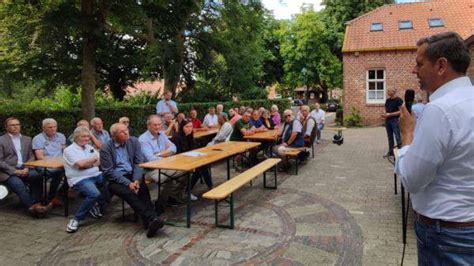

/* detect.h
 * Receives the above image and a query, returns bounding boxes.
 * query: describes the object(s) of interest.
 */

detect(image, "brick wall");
[342,50,420,125]
[467,44,474,83]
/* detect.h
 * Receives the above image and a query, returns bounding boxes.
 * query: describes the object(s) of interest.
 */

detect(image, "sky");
[261,0,421,20]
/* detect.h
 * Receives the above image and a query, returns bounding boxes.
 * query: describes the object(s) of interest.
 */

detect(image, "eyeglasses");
[7,123,20,127]
[122,121,130,123]
[285,114,292,118]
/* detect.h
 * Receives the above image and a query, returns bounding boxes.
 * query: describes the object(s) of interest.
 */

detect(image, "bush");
[0,99,291,137]
[344,107,362,127]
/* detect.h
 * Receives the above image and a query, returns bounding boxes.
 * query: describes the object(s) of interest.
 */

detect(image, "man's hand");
[15,168,28,177]
[128,181,140,194]
[400,105,415,146]
[282,142,288,147]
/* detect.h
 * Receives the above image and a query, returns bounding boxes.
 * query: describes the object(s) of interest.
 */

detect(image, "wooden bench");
[202,158,281,229]
[283,148,303,175]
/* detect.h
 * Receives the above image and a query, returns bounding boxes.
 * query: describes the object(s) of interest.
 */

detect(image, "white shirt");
[63,142,101,187]
[209,122,233,145]
[8,134,23,167]
[303,116,316,136]
[395,77,474,222]
[203,114,218,127]
[310,109,325,124]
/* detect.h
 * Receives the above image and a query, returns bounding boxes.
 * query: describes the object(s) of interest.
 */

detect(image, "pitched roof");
[342,0,474,53]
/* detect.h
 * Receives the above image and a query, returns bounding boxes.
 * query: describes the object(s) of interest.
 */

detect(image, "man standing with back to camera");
[396,32,473,265]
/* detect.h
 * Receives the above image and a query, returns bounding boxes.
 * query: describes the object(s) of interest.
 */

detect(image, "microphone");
[404,89,415,114]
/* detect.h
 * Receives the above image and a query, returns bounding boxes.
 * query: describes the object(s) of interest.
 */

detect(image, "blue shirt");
[411,103,425,122]
[156,99,178,115]
[114,142,132,174]
[249,118,263,128]
[32,132,66,157]
[138,130,177,162]
[91,129,111,146]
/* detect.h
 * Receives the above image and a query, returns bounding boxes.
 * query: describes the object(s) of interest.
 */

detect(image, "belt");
[414,212,474,228]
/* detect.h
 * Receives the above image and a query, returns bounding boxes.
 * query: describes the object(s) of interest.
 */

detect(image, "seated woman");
[63,126,107,233]
[260,110,275,130]
[171,120,212,200]
[208,114,233,146]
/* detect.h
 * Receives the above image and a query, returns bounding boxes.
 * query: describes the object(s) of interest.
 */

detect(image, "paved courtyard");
[0,126,417,265]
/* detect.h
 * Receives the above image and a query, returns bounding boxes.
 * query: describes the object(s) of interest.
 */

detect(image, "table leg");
[43,168,48,205]
[227,157,231,180]
[401,184,406,244]
[186,172,191,228]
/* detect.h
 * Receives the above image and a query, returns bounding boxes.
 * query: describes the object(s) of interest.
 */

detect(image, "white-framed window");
[366,69,385,103]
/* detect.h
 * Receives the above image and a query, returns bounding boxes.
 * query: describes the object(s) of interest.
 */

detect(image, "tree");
[279,6,341,102]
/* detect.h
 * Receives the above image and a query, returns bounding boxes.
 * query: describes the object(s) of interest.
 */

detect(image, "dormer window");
[370,22,383,32]
[429,18,444,28]
[399,20,413,30]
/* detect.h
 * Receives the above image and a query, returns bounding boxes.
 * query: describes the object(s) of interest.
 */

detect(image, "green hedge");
[0,99,291,137]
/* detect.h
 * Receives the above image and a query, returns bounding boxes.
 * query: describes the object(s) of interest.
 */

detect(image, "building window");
[428,18,444,28]
[370,22,383,32]
[399,20,413,30]
[367,69,385,103]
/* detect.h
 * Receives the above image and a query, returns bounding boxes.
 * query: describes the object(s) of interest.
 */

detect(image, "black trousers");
[385,118,402,154]
[108,181,158,223]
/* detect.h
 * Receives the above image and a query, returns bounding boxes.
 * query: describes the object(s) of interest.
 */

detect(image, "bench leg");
[263,167,278,189]
[295,156,299,175]
[394,173,398,195]
[63,176,69,217]
[214,194,235,229]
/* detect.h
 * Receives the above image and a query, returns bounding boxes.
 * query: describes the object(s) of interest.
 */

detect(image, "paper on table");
[183,151,207,157]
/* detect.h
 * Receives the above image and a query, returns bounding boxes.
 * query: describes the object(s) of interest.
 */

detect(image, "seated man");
[273,109,305,171]
[190,109,207,131]
[300,105,317,157]
[161,113,176,137]
[139,115,186,207]
[310,103,325,143]
[63,126,106,233]
[249,110,267,132]
[32,118,66,207]
[0,117,47,217]
[101,123,164,238]
[230,112,256,168]
[228,108,241,126]
[68,119,91,145]
[216,104,227,119]
[90,117,111,149]
[119,116,135,137]
[208,114,233,146]
[203,107,219,128]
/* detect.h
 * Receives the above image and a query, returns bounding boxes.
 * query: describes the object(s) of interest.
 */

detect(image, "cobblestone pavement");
[0,126,417,265]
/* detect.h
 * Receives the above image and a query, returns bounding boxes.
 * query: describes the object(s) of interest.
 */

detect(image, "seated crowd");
[0,98,326,237]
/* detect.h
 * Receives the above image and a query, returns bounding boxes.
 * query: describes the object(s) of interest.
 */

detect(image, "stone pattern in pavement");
[0,126,417,265]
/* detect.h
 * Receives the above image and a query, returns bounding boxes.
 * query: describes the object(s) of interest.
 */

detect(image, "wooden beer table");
[244,129,279,157]
[194,128,219,139]
[139,141,260,228]
[24,156,64,206]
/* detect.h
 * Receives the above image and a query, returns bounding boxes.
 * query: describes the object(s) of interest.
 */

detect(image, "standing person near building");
[309,103,325,143]
[381,88,403,157]
[396,32,474,265]
[156,90,178,117]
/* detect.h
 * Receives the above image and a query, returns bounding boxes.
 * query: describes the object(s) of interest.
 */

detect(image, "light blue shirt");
[156,99,178,115]
[91,129,111,146]
[411,103,425,122]
[32,132,66,157]
[395,77,474,222]
[114,142,132,174]
[138,130,176,162]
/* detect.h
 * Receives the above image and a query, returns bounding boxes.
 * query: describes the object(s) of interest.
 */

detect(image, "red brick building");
[342,0,474,125]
